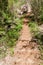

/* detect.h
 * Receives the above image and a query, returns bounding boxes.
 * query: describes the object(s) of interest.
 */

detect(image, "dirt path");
[19,24,32,41]
[13,23,40,65]
[0,22,40,65]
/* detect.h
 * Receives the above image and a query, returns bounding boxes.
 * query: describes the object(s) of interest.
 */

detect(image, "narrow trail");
[13,22,40,65]
[0,19,40,65]
[19,24,32,41]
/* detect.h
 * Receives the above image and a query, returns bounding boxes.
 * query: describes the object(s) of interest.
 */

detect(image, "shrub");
[28,22,43,45]
[28,22,39,33]
[30,0,43,22]
[28,21,43,60]
[7,39,16,47]
[15,24,22,31]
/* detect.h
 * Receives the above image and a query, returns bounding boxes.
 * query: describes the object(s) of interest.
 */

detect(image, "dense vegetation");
[30,0,43,22]
[28,0,43,61]
[0,0,43,61]
[0,0,23,58]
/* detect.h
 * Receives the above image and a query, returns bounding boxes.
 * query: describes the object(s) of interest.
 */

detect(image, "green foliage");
[0,0,22,58]
[29,21,43,60]
[15,18,23,25]
[9,48,14,56]
[28,22,43,44]
[7,29,19,40]
[40,63,43,65]
[15,24,22,31]
[0,22,22,47]
[7,39,16,47]
[14,0,18,3]
[28,22,39,33]
[31,0,43,22]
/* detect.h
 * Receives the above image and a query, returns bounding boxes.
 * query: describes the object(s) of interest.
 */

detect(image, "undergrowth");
[28,21,43,60]
[0,18,22,58]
